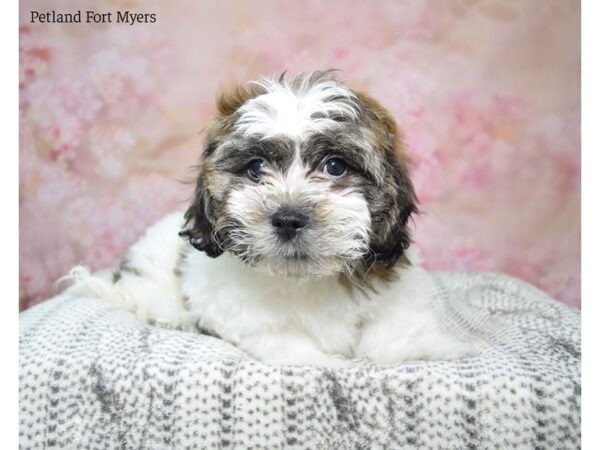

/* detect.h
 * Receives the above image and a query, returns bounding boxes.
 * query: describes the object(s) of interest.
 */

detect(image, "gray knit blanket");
[19,271,580,449]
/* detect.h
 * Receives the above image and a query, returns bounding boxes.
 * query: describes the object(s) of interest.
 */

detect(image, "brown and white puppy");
[181,71,416,281]
[70,71,475,366]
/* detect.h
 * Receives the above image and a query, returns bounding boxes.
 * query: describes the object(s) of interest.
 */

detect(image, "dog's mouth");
[276,240,311,260]
[248,242,331,278]
[280,253,310,262]
[222,229,313,266]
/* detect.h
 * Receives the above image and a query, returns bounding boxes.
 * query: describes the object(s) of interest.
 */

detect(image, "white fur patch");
[234,76,359,138]
[66,211,477,366]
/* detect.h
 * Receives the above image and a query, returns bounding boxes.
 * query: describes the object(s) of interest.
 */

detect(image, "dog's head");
[181,71,417,282]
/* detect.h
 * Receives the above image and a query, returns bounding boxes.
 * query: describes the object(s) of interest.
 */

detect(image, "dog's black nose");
[271,208,308,241]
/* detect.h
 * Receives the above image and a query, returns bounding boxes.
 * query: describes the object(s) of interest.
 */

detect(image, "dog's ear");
[352,90,419,269]
[179,158,224,258]
[370,155,418,268]
[180,81,267,258]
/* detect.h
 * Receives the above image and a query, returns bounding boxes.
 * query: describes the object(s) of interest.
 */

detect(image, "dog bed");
[19,271,580,449]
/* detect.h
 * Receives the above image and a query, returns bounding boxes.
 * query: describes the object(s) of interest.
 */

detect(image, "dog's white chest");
[180,250,370,356]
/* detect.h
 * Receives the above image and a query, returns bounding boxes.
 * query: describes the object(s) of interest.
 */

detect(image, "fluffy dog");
[69,71,475,366]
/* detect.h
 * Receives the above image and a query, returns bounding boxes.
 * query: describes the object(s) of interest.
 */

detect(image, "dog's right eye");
[247,159,266,181]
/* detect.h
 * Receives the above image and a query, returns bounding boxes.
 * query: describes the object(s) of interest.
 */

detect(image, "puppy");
[70,71,475,366]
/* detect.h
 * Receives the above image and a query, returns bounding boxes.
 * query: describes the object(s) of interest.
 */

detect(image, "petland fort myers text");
[30,10,156,25]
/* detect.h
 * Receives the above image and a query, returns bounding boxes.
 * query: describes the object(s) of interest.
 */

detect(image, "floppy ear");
[370,156,418,268]
[179,81,267,258]
[351,90,418,269]
[179,163,224,258]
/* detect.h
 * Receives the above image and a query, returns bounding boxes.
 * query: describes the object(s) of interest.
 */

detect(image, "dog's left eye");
[324,157,347,178]
[247,158,266,181]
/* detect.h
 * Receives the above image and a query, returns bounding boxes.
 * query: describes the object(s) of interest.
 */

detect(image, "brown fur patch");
[197,81,268,155]
[353,90,410,167]
[216,81,266,117]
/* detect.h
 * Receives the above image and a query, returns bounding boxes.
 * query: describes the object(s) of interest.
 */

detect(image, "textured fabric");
[19,272,580,449]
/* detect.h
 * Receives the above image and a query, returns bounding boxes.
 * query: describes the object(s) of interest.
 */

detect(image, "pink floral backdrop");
[19,0,580,310]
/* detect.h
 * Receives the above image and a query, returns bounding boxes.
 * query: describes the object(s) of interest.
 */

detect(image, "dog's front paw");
[362,338,478,364]
[357,333,478,364]
[240,329,356,368]
[145,314,195,332]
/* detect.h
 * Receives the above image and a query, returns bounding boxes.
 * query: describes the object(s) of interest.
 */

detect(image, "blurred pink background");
[19,0,580,310]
